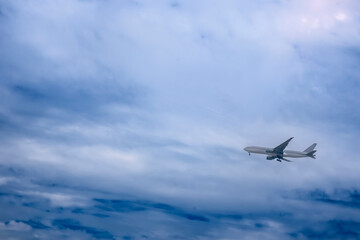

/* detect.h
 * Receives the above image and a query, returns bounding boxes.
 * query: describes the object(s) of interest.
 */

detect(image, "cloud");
[52,219,114,239]
[94,198,209,222]
[0,220,31,231]
[1,173,360,239]
[295,220,360,240]
[21,191,90,207]
[1,0,360,239]
[289,188,360,209]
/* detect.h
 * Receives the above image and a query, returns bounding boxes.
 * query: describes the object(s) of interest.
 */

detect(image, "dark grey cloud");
[288,188,360,209]
[293,220,360,240]
[52,219,114,239]
[93,198,209,222]
[2,172,360,239]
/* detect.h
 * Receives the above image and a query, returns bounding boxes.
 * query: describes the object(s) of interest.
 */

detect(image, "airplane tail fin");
[304,143,317,153]
[306,150,317,159]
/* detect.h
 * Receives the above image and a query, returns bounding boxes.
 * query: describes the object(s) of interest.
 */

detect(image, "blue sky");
[1,0,360,239]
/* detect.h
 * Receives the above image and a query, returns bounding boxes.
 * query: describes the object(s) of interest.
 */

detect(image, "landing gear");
[276,158,282,162]
[249,152,251,156]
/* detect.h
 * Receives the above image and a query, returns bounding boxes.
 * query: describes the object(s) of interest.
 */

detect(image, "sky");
[1,0,360,239]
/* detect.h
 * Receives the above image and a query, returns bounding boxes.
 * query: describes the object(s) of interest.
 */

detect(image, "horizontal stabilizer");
[304,143,317,153]
[306,150,316,159]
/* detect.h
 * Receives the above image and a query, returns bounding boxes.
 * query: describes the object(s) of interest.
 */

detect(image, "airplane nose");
[244,147,249,151]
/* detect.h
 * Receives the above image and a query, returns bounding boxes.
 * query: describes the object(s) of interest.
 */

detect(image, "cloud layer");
[1,0,360,239]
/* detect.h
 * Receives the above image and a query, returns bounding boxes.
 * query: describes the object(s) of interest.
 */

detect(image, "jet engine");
[266,156,276,160]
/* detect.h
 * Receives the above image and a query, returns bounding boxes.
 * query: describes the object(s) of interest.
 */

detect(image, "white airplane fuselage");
[244,138,316,162]
[244,146,310,158]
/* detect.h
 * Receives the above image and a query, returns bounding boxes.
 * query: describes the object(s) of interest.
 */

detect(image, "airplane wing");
[281,157,292,162]
[273,137,293,153]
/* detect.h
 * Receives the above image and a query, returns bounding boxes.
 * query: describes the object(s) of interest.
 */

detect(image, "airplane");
[243,137,316,162]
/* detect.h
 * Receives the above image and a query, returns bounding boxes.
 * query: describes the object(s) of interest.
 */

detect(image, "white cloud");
[335,12,348,22]
[0,221,31,231]
[20,191,89,207]
[0,177,14,185]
